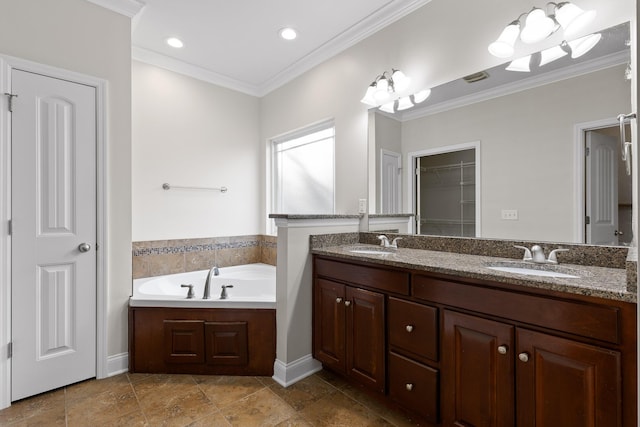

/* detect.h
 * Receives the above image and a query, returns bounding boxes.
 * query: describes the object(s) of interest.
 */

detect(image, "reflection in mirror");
[370,22,632,246]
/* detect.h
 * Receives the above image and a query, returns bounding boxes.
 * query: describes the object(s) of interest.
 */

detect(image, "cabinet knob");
[497,345,508,355]
[344,300,351,307]
[336,297,342,304]
[405,383,414,391]
[405,325,414,333]
[518,352,530,363]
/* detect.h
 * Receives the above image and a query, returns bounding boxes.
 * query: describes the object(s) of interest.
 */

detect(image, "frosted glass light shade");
[360,84,378,106]
[397,97,414,111]
[391,69,411,92]
[374,77,390,102]
[568,33,601,58]
[379,101,395,113]
[555,3,596,38]
[488,22,520,58]
[520,8,555,44]
[539,45,568,66]
[413,89,431,103]
[506,55,531,72]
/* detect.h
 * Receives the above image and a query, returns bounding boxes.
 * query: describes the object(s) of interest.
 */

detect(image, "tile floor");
[0,370,422,426]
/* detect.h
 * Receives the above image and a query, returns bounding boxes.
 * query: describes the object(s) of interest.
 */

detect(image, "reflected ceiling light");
[397,97,414,111]
[520,8,555,44]
[279,27,297,40]
[539,44,568,66]
[554,2,596,38]
[166,37,184,48]
[413,89,432,103]
[488,21,520,58]
[488,2,597,58]
[567,32,601,58]
[506,55,532,72]
[379,101,396,113]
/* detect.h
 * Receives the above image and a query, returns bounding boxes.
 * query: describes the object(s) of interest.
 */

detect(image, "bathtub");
[130,263,276,309]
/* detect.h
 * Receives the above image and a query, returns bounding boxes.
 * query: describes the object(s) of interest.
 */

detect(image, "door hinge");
[4,93,17,113]
[7,342,12,358]
[7,219,11,235]
[585,215,591,225]
[585,147,590,156]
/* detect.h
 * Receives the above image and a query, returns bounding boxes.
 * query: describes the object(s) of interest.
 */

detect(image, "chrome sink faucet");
[377,235,402,249]
[203,265,219,299]
[514,245,569,264]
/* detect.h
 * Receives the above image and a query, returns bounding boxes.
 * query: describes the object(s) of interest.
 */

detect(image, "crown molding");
[400,50,630,122]
[85,0,145,18]
[132,46,262,96]
[131,0,432,97]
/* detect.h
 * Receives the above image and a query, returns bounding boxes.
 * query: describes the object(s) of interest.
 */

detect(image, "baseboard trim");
[106,352,129,377]
[272,355,322,387]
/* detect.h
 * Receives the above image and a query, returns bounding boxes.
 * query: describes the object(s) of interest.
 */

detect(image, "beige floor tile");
[340,383,419,426]
[0,389,65,425]
[66,384,140,426]
[193,375,266,409]
[77,410,149,427]
[185,411,231,426]
[269,374,336,411]
[139,387,217,427]
[273,415,315,427]
[221,388,297,427]
[132,374,200,402]
[298,390,394,427]
[313,369,350,390]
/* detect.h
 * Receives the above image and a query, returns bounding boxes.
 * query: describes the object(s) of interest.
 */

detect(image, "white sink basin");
[485,262,583,279]
[348,247,395,255]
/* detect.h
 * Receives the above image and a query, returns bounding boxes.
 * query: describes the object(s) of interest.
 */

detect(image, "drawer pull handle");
[336,297,342,304]
[405,383,414,391]
[344,300,351,307]
[497,345,508,355]
[518,352,530,363]
[405,325,414,333]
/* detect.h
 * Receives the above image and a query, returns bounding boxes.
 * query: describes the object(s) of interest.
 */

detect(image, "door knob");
[78,243,91,253]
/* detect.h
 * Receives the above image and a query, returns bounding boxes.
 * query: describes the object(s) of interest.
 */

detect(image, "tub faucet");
[203,265,219,299]
[220,284,234,299]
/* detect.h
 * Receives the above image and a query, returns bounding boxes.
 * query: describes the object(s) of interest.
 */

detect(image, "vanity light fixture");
[567,32,601,58]
[539,44,568,65]
[166,37,184,48]
[361,69,431,113]
[397,96,414,111]
[379,101,396,113]
[506,55,532,72]
[413,89,432,103]
[488,2,596,58]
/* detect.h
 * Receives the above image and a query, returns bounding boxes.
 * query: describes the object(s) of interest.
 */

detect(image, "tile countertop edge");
[311,245,636,304]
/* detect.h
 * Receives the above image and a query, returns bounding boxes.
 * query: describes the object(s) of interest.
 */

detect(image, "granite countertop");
[311,244,635,303]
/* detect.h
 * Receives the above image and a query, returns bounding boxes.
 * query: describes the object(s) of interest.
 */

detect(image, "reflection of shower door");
[416,149,476,237]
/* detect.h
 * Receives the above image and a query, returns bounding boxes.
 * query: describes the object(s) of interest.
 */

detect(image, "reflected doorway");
[411,143,480,237]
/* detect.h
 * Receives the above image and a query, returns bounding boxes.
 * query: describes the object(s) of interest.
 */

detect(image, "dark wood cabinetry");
[312,254,636,427]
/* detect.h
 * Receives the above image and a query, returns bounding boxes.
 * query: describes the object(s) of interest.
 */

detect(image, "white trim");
[132,0,432,97]
[106,353,129,376]
[401,51,630,122]
[84,0,145,18]
[272,355,322,388]
[407,141,481,237]
[0,54,108,409]
[273,217,360,229]
[573,118,622,244]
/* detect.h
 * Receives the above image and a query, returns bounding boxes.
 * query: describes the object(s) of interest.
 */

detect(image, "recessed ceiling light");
[166,37,184,48]
[279,27,297,41]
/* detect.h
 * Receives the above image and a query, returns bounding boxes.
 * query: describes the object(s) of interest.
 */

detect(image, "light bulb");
[488,22,520,58]
[413,89,431,103]
[397,97,414,111]
[539,45,568,66]
[555,3,596,38]
[520,8,555,44]
[568,33,601,58]
[506,55,532,72]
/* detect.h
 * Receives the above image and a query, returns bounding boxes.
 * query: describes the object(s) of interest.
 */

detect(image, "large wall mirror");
[369,22,632,247]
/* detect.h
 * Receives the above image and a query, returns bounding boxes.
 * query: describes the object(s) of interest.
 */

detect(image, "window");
[271,122,335,215]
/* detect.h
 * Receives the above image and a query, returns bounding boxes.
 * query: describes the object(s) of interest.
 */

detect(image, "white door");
[380,150,401,214]
[11,69,96,400]
[586,131,618,245]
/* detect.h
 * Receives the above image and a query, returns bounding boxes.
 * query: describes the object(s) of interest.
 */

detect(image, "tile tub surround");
[310,232,636,303]
[132,235,276,279]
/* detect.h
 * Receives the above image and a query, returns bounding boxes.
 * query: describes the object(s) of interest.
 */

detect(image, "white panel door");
[380,150,401,214]
[11,69,96,400]
[586,131,618,245]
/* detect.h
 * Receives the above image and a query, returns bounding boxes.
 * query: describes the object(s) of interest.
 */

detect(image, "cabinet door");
[443,310,515,427]
[346,287,385,393]
[313,278,346,373]
[516,328,622,427]
[163,320,205,364]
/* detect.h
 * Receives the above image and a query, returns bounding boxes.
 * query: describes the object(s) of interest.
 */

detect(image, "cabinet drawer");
[315,257,409,295]
[413,275,621,344]
[388,352,439,424]
[389,298,438,362]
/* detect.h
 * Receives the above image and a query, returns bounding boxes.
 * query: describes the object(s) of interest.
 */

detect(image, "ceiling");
[129,0,431,96]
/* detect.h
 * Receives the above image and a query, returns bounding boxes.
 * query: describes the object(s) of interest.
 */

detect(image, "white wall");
[402,65,630,243]
[132,61,261,241]
[0,0,132,359]
[259,0,634,229]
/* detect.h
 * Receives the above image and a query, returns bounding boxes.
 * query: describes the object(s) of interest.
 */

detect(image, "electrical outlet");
[501,209,518,220]
[358,199,367,214]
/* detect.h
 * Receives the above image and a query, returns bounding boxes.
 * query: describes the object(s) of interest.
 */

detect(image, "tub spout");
[203,265,219,299]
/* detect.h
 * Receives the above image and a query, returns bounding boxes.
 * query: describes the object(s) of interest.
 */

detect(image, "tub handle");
[181,284,195,299]
[221,284,234,299]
